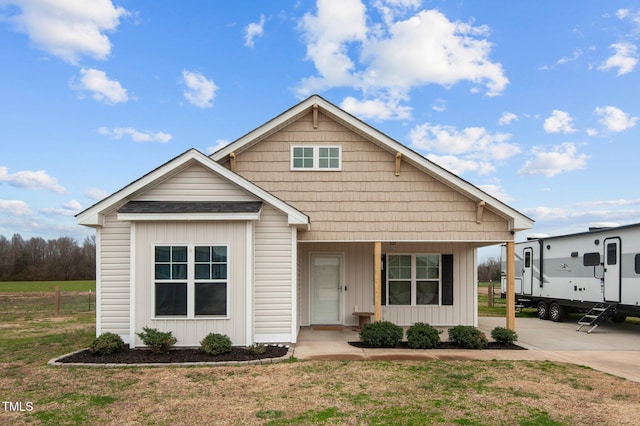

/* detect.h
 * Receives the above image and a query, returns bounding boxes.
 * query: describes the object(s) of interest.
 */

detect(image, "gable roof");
[76,149,309,227]
[211,95,533,232]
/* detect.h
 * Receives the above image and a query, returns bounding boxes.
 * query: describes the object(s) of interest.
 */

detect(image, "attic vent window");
[291,145,341,170]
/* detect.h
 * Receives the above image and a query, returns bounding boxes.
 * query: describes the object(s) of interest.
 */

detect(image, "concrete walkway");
[292,317,640,383]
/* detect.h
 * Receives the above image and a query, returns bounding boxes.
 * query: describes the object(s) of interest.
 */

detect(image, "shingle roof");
[118,201,263,214]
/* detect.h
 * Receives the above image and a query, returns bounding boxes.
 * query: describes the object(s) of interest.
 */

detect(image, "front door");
[603,238,621,302]
[311,254,343,324]
[522,247,534,295]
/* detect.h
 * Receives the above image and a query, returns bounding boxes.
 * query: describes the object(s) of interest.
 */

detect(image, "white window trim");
[386,253,442,306]
[152,243,230,320]
[290,145,342,171]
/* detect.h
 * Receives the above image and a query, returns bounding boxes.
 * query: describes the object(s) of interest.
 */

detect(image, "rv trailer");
[501,223,640,331]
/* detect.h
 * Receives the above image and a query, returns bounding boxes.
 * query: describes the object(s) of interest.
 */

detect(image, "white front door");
[311,254,343,324]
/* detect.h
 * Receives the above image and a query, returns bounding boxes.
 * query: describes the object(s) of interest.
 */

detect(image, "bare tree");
[478,257,501,282]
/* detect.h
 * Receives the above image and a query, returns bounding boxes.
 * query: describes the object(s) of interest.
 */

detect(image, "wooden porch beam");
[506,240,516,331]
[374,241,382,321]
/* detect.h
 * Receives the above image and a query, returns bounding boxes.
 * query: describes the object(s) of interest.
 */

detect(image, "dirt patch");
[56,345,289,364]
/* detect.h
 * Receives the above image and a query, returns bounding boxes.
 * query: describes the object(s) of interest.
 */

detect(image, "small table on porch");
[352,312,375,329]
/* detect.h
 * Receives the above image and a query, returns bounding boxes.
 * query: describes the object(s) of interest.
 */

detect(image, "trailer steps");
[576,303,617,333]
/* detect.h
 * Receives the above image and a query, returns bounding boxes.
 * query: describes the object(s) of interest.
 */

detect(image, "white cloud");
[426,154,495,176]
[340,96,412,121]
[75,68,128,104]
[409,123,520,160]
[0,166,65,193]
[182,70,217,108]
[557,49,582,65]
[0,199,32,217]
[244,14,265,48]
[431,98,446,112]
[598,42,638,76]
[576,198,640,207]
[206,139,231,155]
[297,2,508,120]
[498,112,517,126]
[40,199,83,217]
[84,187,108,201]
[594,105,638,132]
[543,110,576,134]
[476,183,514,203]
[518,142,589,177]
[409,122,520,176]
[2,0,128,64]
[98,127,172,143]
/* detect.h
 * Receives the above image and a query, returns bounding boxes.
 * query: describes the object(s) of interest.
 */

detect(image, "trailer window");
[524,251,531,268]
[583,252,600,267]
[606,243,617,266]
[635,254,640,274]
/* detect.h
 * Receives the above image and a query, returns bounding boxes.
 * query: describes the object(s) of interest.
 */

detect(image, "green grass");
[1,281,639,425]
[0,280,95,292]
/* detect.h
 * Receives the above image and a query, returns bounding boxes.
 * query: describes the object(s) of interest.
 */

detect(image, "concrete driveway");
[293,317,640,383]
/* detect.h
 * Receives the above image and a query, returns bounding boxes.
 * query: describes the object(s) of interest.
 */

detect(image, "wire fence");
[0,291,95,321]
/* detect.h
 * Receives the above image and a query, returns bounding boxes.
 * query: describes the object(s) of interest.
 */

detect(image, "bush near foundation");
[200,333,232,355]
[447,325,488,349]
[491,327,518,344]
[88,332,125,356]
[136,327,177,354]
[359,321,403,348]
[406,322,441,349]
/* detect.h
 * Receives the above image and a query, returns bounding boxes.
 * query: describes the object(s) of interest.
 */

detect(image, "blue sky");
[1,0,639,259]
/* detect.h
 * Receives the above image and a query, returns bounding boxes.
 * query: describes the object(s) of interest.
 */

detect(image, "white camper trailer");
[501,223,640,331]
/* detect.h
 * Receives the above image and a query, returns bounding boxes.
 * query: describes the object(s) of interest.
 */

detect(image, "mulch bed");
[58,345,289,364]
[349,341,526,350]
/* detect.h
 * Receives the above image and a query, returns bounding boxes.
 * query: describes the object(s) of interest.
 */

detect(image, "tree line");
[0,234,96,281]
[478,257,501,282]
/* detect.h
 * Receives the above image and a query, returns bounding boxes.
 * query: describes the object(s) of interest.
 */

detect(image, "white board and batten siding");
[133,221,248,347]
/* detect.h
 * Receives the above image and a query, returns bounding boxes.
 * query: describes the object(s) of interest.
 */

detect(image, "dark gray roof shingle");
[118,201,262,214]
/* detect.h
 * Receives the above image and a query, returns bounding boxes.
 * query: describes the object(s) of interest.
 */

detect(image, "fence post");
[487,280,494,307]
[54,286,60,316]
[89,289,92,311]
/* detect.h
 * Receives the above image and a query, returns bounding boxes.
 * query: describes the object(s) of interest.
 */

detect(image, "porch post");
[374,241,382,321]
[506,240,516,331]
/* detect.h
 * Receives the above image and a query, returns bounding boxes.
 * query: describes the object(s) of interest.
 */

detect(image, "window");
[583,252,600,267]
[154,245,228,318]
[606,243,617,266]
[524,251,531,268]
[291,145,341,170]
[387,254,440,305]
[635,254,640,274]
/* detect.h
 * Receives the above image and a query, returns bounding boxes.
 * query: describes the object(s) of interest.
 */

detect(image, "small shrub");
[359,321,403,348]
[248,343,267,355]
[88,332,125,356]
[406,322,441,349]
[447,325,488,349]
[136,327,177,354]
[491,326,518,344]
[200,333,232,355]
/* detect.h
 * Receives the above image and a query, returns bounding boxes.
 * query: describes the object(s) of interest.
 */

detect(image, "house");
[76,95,533,347]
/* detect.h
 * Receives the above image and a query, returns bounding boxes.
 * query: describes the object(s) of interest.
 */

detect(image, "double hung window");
[291,146,341,170]
[387,254,440,305]
[154,245,228,318]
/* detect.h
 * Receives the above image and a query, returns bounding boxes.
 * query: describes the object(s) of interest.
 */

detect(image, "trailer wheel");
[537,302,549,320]
[549,302,565,322]
[611,314,627,323]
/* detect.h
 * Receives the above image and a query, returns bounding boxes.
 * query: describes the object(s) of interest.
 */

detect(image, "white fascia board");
[117,212,261,222]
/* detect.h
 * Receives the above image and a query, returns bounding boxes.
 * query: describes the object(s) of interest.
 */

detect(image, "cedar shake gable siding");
[221,111,511,242]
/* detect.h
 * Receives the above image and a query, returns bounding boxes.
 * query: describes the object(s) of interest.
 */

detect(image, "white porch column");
[374,241,382,321]
[506,240,516,331]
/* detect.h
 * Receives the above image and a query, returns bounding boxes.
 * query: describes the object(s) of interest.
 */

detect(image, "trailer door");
[603,238,621,302]
[522,247,534,295]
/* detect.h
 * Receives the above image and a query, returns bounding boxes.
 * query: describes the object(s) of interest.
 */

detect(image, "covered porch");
[296,240,518,330]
